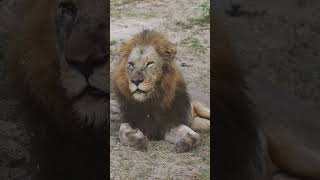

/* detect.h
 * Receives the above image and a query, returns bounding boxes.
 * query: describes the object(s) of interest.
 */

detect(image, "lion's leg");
[190,100,210,131]
[265,128,320,179]
[119,123,148,151]
[190,118,210,131]
[164,124,201,153]
[191,100,210,119]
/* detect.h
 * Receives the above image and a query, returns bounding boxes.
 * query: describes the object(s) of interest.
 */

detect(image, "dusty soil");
[110,0,210,179]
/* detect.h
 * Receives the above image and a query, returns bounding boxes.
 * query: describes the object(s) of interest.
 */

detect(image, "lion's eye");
[146,61,154,68]
[128,62,134,68]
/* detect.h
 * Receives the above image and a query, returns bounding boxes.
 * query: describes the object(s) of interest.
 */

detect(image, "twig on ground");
[175,56,192,67]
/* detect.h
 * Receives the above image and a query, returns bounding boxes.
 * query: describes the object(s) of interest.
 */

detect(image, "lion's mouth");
[136,89,147,93]
[73,86,108,100]
[133,89,148,94]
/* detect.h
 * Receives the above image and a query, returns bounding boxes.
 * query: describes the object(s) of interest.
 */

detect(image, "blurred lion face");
[56,0,108,127]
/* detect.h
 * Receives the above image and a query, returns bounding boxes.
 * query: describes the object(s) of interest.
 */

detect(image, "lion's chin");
[132,91,149,102]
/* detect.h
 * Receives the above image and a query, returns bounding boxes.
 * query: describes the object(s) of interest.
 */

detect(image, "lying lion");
[112,30,210,152]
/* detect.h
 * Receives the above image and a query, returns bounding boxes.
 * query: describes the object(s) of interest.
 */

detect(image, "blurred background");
[0,0,37,179]
[218,0,320,179]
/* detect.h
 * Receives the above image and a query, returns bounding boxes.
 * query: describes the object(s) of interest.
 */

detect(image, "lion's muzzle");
[130,70,144,86]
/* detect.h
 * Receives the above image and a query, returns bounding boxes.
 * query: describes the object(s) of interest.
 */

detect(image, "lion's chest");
[120,89,191,140]
[124,105,175,140]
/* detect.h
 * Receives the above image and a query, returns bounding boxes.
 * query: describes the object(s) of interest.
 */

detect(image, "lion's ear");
[118,41,131,59]
[165,45,176,61]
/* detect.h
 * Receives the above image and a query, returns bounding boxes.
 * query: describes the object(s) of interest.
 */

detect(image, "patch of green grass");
[199,0,210,21]
[110,39,117,46]
[174,1,210,30]
[111,0,142,6]
[112,9,155,19]
[180,37,207,54]
[188,0,211,26]
[188,17,209,27]
[175,17,209,30]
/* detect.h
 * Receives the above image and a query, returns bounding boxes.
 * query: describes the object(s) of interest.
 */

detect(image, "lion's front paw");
[119,123,148,151]
[127,130,148,151]
[175,132,200,153]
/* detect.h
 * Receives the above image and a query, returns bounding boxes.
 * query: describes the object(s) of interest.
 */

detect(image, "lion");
[112,30,210,152]
[6,0,108,137]
[213,16,320,180]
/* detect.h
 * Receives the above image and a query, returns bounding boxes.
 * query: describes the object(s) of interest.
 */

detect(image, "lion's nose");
[131,77,144,86]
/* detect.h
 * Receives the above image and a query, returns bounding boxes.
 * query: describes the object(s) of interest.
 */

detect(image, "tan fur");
[191,100,210,131]
[266,128,320,178]
[191,100,210,119]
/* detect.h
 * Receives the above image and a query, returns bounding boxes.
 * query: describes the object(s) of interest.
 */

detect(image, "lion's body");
[112,30,210,152]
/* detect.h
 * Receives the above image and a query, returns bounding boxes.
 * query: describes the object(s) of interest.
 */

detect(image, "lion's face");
[127,46,163,102]
[55,0,108,127]
[113,30,178,105]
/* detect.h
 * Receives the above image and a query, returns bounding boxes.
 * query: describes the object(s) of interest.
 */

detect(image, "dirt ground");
[110,0,210,179]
